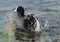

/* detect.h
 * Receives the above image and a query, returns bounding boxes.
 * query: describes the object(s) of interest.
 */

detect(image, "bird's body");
[35,18,41,32]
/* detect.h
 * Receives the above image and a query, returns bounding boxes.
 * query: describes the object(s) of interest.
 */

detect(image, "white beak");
[13,8,17,12]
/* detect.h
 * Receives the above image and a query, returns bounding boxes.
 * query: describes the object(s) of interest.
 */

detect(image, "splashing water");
[5,11,14,42]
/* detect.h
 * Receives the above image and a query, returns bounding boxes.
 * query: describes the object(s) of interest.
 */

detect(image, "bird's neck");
[17,13,25,17]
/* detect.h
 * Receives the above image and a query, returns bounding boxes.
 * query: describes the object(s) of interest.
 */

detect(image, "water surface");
[0,0,60,42]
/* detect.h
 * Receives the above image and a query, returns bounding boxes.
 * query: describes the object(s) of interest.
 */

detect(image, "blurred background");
[0,0,60,42]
